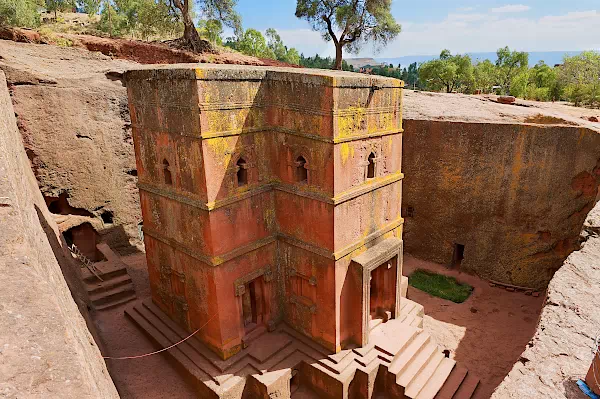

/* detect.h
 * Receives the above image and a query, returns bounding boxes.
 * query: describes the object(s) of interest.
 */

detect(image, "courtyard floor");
[403,255,546,398]
[92,252,545,398]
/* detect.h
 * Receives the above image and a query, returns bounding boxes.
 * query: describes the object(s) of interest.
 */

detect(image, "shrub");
[0,0,41,28]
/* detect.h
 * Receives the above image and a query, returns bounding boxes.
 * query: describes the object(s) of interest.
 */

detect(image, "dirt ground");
[403,255,546,398]
[92,253,197,399]
[92,252,545,398]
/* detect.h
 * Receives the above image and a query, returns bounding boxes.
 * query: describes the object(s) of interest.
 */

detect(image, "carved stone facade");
[126,65,404,360]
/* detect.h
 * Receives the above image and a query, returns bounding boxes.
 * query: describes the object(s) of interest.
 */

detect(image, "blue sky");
[225,1,600,57]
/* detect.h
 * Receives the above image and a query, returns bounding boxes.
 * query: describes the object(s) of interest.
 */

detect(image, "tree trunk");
[182,15,204,52]
[334,43,343,70]
[174,0,205,53]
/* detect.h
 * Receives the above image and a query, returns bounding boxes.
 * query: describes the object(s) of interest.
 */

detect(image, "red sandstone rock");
[498,96,516,104]
[0,27,41,43]
[586,348,600,395]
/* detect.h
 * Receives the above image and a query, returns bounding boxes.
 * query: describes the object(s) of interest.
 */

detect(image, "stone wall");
[0,70,119,398]
[491,201,600,398]
[402,118,600,288]
[0,40,141,253]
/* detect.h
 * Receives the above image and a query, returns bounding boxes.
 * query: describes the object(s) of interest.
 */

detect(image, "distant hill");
[376,51,585,68]
[345,57,383,68]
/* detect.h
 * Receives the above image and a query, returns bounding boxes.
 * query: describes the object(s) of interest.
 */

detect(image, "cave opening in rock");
[63,222,102,261]
[45,192,93,217]
[101,210,114,224]
[451,243,465,269]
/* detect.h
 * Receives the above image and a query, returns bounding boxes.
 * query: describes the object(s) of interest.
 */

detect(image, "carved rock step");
[434,366,480,399]
[82,262,128,283]
[94,292,137,310]
[86,273,132,295]
[89,283,135,307]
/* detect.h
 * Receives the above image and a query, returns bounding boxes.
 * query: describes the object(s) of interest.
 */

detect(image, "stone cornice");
[137,171,403,211]
[142,217,404,267]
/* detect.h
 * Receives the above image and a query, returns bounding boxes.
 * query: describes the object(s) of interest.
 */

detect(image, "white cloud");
[273,8,600,59]
[491,4,531,13]
[353,9,600,57]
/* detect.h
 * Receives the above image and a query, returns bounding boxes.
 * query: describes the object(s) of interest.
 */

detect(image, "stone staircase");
[125,295,478,398]
[305,298,480,399]
[82,243,136,310]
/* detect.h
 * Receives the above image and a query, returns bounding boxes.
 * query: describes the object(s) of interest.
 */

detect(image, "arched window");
[236,158,248,186]
[295,156,308,183]
[367,152,376,179]
[163,159,172,185]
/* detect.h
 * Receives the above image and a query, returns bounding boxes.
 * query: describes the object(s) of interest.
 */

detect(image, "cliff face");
[402,119,600,288]
[0,70,118,398]
[1,39,142,251]
[491,202,600,398]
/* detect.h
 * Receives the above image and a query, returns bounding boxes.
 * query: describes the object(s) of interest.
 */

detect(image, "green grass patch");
[409,269,473,303]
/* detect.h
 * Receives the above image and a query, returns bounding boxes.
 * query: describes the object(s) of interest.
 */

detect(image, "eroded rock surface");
[402,90,600,288]
[0,39,141,252]
[0,70,118,398]
[491,201,600,398]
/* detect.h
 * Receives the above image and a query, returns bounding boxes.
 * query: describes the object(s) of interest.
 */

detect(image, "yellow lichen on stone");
[339,143,354,165]
[337,107,366,139]
[205,137,235,165]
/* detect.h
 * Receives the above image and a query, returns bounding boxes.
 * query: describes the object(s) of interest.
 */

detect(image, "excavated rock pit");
[2,37,600,398]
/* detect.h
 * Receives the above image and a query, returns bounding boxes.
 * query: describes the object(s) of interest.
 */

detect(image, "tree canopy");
[419,50,473,93]
[495,46,529,95]
[295,0,401,70]
[0,0,44,27]
[560,51,600,107]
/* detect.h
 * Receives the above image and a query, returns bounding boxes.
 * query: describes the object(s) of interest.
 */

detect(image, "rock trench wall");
[491,202,600,398]
[0,70,118,398]
[1,40,142,253]
[402,119,600,288]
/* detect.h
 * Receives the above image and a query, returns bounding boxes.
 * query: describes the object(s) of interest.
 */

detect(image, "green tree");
[284,47,300,65]
[295,0,401,70]
[0,0,43,27]
[526,61,561,101]
[233,28,274,58]
[98,1,128,36]
[401,62,420,89]
[300,53,354,70]
[170,0,241,52]
[46,0,76,19]
[419,50,474,93]
[264,28,301,64]
[559,51,600,107]
[97,0,181,39]
[78,0,101,15]
[198,18,223,44]
[473,59,497,94]
[137,0,180,40]
[495,46,528,95]
[266,28,286,60]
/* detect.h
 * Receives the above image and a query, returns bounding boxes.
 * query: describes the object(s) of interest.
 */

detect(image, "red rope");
[103,313,217,360]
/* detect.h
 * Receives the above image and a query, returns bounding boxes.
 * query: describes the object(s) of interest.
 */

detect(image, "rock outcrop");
[491,201,600,398]
[0,70,118,398]
[1,39,142,252]
[402,91,600,288]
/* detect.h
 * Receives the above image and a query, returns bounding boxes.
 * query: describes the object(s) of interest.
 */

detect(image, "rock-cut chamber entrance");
[369,257,398,330]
